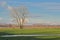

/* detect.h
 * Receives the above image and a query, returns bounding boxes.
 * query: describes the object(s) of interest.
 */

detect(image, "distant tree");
[8,6,29,29]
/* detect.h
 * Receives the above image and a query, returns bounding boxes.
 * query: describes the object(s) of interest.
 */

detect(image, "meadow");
[0,28,60,35]
[0,28,60,40]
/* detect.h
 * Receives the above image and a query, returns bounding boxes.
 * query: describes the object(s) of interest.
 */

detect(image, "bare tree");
[8,6,28,29]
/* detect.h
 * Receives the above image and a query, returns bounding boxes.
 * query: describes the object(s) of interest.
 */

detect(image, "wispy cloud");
[9,2,60,10]
[8,6,13,10]
[28,2,60,10]
[29,18,60,25]
[1,1,60,25]
[4,2,60,10]
[0,1,7,7]
[0,17,3,21]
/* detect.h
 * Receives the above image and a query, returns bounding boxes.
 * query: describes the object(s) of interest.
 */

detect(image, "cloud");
[27,2,60,10]
[28,18,60,25]
[22,2,60,10]
[5,2,60,11]
[0,1,7,7]
[12,2,60,11]
[8,6,13,10]
[0,2,60,25]
[2,2,6,7]
[0,17,3,21]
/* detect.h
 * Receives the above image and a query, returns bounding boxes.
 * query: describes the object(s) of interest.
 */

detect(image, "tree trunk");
[20,25,23,29]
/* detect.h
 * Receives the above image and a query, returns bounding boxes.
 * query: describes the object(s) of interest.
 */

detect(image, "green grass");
[0,28,60,35]
[0,28,60,40]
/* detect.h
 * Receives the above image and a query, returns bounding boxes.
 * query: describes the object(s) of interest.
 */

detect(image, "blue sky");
[0,0,60,25]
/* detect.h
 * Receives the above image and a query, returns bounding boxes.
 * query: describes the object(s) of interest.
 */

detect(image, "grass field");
[0,28,60,35]
[0,28,60,40]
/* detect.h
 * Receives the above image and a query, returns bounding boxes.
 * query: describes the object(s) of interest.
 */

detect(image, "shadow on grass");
[0,32,14,36]
[0,32,60,40]
[0,36,60,40]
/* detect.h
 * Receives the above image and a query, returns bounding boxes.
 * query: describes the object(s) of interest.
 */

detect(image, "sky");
[0,0,60,25]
